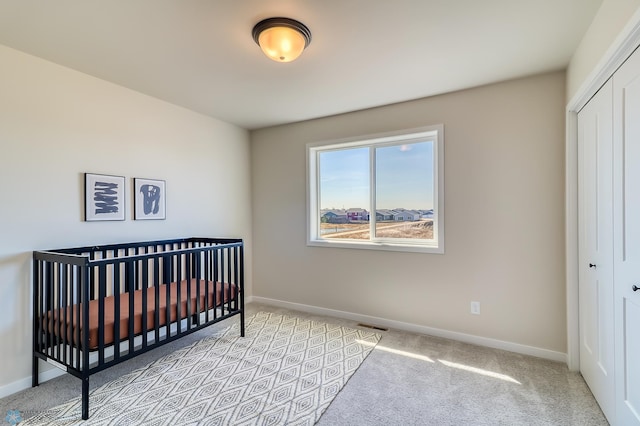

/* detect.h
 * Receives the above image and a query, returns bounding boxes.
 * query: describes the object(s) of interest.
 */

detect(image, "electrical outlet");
[470,301,481,315]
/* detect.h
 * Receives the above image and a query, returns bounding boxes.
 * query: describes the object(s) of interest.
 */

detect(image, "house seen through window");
[307,125,444,253]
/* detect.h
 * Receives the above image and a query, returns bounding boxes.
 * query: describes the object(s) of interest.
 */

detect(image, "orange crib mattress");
[44,279,237,350]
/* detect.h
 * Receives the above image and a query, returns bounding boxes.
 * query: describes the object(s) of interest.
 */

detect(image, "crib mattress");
[44,279,237,350]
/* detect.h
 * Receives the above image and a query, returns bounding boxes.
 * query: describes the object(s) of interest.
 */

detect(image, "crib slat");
[163,253,171,340]
[192,249,198,328]
[227,246,232,313]
[221,248,227,315]
[197,250,204,326]
[54,263,61,364]
[63,264,70,365]
[141,256,148,349]
[75,265,81,370]
[127,261,135,353]
[239,243,245,336]
[176,254,182,335]
[89,251,95,301]
[153,254,160,345]
[233,245,239,312]
[204,249,210,324]
[81,264,90,420]
[186,251,192,331]
[113,260,121,363]
[98,264,106,366]
[213,249,219,320]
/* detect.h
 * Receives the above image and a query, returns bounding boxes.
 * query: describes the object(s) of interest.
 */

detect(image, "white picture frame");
[85,173,126,221]
[134,178,166,220]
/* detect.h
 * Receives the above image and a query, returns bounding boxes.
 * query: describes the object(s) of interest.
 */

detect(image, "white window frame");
[307,125,444,254]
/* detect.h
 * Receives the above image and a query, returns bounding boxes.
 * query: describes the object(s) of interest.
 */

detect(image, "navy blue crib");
[32,237,244,420]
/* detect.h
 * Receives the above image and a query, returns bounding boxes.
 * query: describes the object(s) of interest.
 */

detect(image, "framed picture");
[85,173,126,221]
[134,178,166,220]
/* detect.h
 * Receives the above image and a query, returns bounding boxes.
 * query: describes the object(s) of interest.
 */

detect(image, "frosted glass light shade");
[252,18,311,63]
[258,26,306,62]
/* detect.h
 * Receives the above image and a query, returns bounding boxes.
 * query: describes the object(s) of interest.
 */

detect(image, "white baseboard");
[250,296,568,364]
[0,364,66,400]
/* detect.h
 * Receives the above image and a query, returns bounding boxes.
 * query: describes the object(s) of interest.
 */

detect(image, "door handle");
[589,263,597,269]
[633,285,639,292]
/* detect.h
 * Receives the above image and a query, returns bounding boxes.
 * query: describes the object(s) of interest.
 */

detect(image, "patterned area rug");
[20,312,380,425]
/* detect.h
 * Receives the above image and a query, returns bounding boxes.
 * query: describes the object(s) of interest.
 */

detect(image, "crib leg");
[32,357,39,387]
[240,311,245,337]
[82,377,89,420]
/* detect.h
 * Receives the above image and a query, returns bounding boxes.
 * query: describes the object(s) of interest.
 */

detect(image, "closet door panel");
[578,79,615,423]
[613,47,640,426]
[621,303,640,422]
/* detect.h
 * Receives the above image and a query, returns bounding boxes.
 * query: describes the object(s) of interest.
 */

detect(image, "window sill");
[307,239,444,254]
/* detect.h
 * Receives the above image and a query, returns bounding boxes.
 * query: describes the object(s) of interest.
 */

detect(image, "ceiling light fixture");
[252,17,312,63]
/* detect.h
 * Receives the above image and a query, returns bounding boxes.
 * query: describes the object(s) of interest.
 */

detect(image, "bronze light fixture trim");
[252,17,312,62]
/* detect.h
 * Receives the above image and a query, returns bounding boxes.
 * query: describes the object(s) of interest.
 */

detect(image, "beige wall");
[0,44,252,392]
[567,0,640,100]
[251,72,567,353]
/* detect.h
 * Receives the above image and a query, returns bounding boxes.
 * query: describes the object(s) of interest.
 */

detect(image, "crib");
[32,237,244,420]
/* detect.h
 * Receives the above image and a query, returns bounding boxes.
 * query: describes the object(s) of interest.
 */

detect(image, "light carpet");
[20,312,380,426]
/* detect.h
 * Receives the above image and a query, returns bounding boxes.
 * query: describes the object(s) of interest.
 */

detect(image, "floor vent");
[357,323,389,332]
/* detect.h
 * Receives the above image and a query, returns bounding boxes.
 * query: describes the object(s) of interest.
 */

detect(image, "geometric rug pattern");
[20,312,380,425]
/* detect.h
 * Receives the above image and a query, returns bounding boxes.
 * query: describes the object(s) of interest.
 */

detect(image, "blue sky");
[319,141,434,210]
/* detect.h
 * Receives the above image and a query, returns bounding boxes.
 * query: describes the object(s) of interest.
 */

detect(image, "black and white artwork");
[85,173,126,221]
[134,178,166,220]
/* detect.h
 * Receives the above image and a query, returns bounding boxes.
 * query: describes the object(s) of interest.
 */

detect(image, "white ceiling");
[0,0,602,130]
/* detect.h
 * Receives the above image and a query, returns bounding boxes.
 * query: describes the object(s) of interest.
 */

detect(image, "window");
[307,125,444,253]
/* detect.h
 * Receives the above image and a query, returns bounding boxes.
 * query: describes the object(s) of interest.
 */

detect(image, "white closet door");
[613,47,640,426]
[578,79,615,423]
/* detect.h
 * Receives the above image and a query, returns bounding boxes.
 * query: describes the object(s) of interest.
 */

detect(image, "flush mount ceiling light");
[252,17,312,63]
